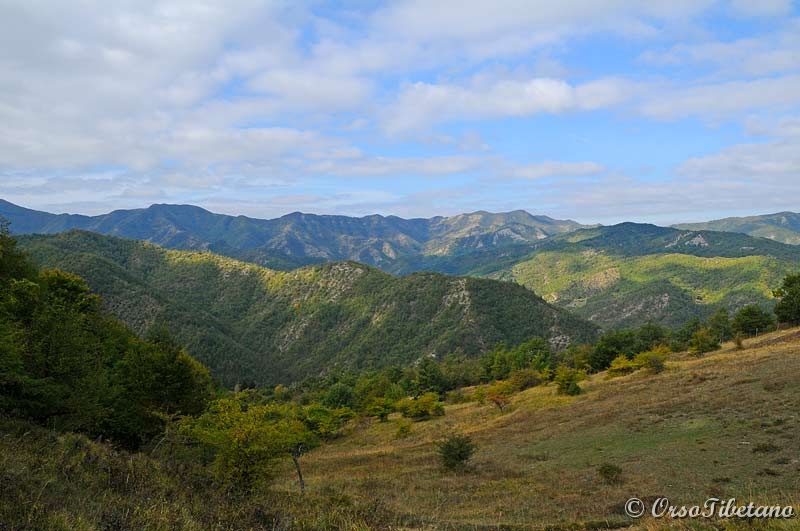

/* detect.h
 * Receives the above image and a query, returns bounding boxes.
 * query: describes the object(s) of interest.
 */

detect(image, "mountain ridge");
[674,211,800,245]
[0,199,587,270]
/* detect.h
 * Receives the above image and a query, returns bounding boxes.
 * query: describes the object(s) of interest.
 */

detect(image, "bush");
[507,368,542,391]
[688,327,720,356]
[395,392,445,420]
[554,365,585,396]
[606,355,637,378]
[394,419,412,439]
[597,463,623,484]
[485,383,512,412]
[733,332,745,350]
[437,434,476,471]
[633,346,668,374]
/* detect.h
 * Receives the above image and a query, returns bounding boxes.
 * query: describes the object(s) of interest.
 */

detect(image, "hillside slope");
[676,211,800,245]
[0,199,585,270]
[19,231,597,386]
[5,329,799,529]
[273,328,800,528]
[488,224,800,329]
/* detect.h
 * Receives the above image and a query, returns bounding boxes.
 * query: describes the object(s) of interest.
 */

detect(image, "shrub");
[485,384,512,412]
[395,392,445,420]
[365,397,393,422]
[554,365,585,396]
[633,345,669,374]
[597,463,623,484]
[688,327,720,356]
[437,434,476,471]
[606,355,637,378]
[394,419,412,439]
[507,368,542,391]
[733,332,745,350]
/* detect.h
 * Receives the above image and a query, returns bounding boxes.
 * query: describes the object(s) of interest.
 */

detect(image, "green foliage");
[0,230,215,448]
[365,397,394,421]
[588,330,642,371]
[732,304,775,336]
[506,368,543,392]
[415,356,446,394]
[323,382,356,409]
[394,419,412,438]
[707,307,733,342]
[688,327,720,356]
[20,231,597,387]
[481,336,553,380]
[554,365,584,396]
[176,397,317,492]
[436,434,477,471]
[508,226,800,330]
[632,346,668,374]
[395,392,445,420]
[606,346,669,377]
[606,355,638,377]
[773,273,800,325]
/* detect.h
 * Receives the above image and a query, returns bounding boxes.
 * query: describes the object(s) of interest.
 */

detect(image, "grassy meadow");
[4,328,800,530]
[271,328,800,529]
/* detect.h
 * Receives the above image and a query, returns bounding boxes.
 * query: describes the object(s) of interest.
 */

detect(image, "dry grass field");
[273,329,800,530]
[4,329,799,530]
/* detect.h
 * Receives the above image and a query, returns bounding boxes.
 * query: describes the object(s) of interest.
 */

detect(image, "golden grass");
[274,328,800,529]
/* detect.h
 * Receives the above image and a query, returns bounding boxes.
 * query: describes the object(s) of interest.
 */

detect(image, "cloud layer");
[0,1,798,223]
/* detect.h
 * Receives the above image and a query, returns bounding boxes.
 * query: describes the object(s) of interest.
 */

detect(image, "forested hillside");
[19,230,597,386]
[0,222,215,449]
[482,224,800,329]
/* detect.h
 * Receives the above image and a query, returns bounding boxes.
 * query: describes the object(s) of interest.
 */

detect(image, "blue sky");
[0,0,798,224]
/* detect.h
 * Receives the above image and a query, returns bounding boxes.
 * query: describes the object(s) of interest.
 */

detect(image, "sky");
[0,0,799,225]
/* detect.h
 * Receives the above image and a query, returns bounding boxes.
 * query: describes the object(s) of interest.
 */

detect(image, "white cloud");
[383,77,635,133]
[678,139,800,183]
[640,19,800,77]
[508,161,606,179]
[639,76,800,120]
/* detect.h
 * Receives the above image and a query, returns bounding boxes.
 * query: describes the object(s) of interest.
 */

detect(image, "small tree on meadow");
[688,327,720,356]
[554,365,584,395]
[437,434,476,471]
[773,273,800,326]
[732,305,775,336]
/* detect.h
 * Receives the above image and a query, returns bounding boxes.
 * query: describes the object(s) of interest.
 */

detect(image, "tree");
[732,305,775,336]
[773,273,800,326]
[415,356,445,394]
[707,307,732,342]
[688,327,720,355]
[485,382,513,412]
[437,434,476,471]
[554,365,584,395]
[178,398,319,493]
[588,330,640,371]
[322,382,355,409]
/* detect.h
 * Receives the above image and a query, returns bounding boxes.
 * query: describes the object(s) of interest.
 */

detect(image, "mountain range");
[5,199,800,331]
[0,199,585,271]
